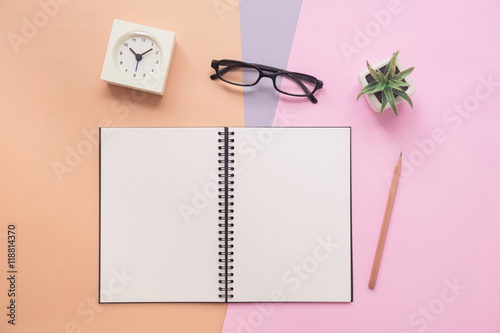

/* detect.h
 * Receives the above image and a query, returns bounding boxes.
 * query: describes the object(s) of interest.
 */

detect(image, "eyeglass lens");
[275,73,316,96]
[218,62,260,86]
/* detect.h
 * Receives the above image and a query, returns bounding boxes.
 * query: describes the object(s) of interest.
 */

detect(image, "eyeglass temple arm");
[257,64,322,103]
[285,73,322,104]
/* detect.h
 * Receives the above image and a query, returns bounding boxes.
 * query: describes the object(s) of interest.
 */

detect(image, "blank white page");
[231,127,352,302]
[100,128,222,302]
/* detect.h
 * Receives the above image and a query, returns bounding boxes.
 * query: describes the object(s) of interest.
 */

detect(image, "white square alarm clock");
[100,19,175,95]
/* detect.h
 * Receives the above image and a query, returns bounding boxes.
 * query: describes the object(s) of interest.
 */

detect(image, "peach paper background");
[0,0,243,332]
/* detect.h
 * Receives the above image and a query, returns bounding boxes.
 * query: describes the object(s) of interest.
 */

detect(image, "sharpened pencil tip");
[400,151,402,157]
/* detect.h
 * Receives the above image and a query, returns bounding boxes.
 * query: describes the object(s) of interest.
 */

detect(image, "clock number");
[133,74,136,78]
[143,73,146,77]
[156,60,159,64]
[120,61,123,65]
[132,38,137,42]
[141,37,146,42]
[151,42,153,46]
[124,42,128,47]
[155,51,159,55]
[151,69,154,72]
[125,69,128,73]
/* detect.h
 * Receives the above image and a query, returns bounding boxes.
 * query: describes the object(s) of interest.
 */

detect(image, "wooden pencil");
[369,152,402,289]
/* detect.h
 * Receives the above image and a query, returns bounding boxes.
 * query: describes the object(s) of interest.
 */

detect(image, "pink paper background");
[224,0,500,332]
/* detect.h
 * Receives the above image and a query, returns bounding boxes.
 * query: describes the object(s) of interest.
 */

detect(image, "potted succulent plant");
[357,51,415,115]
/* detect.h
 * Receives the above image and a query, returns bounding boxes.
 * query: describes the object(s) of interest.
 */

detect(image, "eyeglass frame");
[210,59,324,104]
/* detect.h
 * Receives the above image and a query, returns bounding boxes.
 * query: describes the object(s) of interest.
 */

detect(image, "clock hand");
[130,47,153,73]
[129,48,143,61]
[140,48,153,56]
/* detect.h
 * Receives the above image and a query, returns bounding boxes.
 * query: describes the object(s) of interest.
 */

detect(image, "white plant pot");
[358,56,415,113]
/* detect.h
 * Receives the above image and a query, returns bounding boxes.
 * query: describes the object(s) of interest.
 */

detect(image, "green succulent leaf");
[374,82,387,91]
[393,67,415,81]
[366,61,384,82]
[357,81,387,100]
[388,80,410,91]
[384,51,399,79]
[393,89,413,108]
[384,87,398,115]
[387,81,402,90]
[390,80,410,87]
[357,81,378,100]
[380,92,388,114]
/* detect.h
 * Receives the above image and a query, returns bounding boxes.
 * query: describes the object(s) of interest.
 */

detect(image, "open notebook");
[99,127,352,303]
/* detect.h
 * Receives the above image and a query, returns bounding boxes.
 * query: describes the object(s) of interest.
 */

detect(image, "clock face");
[115,34,161,80]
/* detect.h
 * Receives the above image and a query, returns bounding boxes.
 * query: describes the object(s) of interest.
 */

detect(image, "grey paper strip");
[240,0,303,126]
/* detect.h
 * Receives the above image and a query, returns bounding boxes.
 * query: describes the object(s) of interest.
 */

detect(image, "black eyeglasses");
[210,59,324,104]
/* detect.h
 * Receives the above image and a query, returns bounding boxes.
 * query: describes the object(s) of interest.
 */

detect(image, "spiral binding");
[217,128,235,301]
